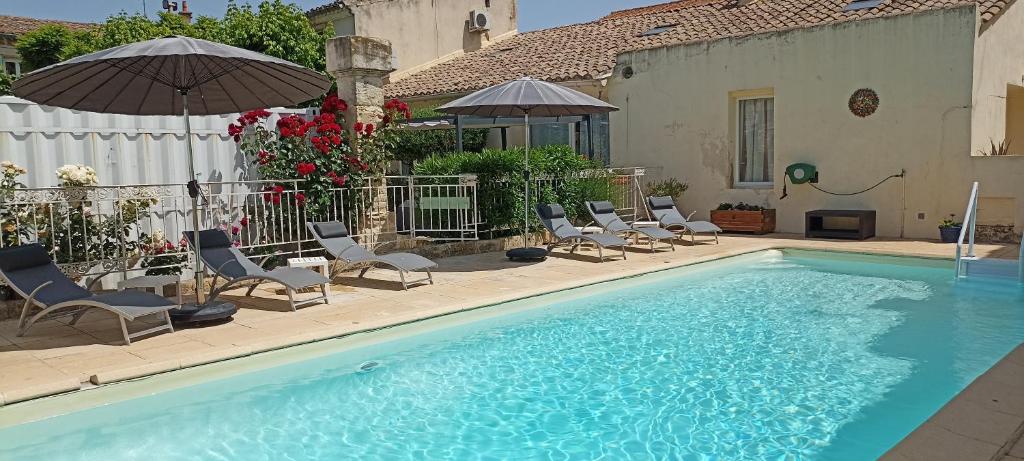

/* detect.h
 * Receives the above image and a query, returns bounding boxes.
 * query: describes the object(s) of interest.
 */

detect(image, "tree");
[15,24,95,71]
[16,1,330,74]
[0,71,12,96]
[219,1,331,72]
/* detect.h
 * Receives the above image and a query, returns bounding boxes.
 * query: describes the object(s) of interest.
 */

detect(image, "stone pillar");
[326,36,396,247]
[326,36,393,152]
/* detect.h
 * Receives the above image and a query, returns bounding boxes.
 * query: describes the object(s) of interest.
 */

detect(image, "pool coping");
[0,240,1020,459]
[881,344,1024,461]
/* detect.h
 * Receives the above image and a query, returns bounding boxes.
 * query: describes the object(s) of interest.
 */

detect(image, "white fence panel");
[0,96,314,188]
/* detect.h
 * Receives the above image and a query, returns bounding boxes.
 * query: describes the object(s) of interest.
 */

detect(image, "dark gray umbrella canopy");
[13,36,330,115]
[11,35,331,314]
[436,77,618,117]
[437,77,618,258]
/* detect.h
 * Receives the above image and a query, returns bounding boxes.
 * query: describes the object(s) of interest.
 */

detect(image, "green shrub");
[645,177,688,200]
[0,71,11,96]
[414,145,613,236]
[392,107,487,165]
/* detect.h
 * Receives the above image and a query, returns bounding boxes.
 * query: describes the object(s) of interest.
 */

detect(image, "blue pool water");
[1,250,1022,460]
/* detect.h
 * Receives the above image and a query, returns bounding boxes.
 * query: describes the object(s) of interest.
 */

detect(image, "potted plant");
[938,214,963,243]
[710,202,776,234]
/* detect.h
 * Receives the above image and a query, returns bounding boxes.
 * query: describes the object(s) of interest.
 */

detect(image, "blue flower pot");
[939,226,962,243]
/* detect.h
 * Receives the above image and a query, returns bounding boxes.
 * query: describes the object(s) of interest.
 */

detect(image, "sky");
[0,0,659,31]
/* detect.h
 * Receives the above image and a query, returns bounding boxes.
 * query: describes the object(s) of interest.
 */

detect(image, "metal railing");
[1019,231,1023,283]
[954,181,979,278]
[0,175,480,281]
[481,167,647,236]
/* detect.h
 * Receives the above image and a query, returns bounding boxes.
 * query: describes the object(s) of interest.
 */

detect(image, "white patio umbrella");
[437,77,618,260]
[13,36,331,321]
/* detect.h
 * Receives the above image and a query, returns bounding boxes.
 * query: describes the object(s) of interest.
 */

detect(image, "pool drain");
[358,361,381,373]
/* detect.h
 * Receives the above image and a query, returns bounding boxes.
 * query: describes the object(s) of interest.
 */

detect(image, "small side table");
[118,275,183,304]
[288,256,331,297]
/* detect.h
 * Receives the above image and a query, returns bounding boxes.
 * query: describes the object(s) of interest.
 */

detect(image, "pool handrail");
[954,182,979,279]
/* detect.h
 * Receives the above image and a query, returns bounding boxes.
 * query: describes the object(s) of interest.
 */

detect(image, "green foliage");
[717,202,765,211]
[414,145,614,236]
[644,177,688,200]
[16,1,330,75]
[392,107,488,165]
[939,214,962,228]
[0,71,12,96]
[15,24,96,71]
[978,138,1012,156]
[220,1,331,73]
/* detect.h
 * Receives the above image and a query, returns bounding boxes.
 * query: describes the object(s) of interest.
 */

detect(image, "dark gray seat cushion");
[647,196,676,210]
[0,244,91,305]
[0,243,54,272]
[184,229,233,249]
[312,221,349,239]
[588,201,616,214]
[537,204,566,220]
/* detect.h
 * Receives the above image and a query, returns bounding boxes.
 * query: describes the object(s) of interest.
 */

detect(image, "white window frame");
[1,57,20,78]
[734,95,775,188]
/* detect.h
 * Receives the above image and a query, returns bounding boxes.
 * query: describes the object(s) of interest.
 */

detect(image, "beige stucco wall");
[312,0,517,79]
[607,6,1024,239]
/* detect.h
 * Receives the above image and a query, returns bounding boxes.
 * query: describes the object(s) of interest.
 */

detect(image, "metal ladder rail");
[954,182,979,279]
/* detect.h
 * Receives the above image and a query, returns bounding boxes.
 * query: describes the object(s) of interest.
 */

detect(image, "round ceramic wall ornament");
[849,88,879,117]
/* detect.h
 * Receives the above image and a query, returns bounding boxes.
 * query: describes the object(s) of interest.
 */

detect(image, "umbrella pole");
[523,113,530,248]
[182,90,207,305]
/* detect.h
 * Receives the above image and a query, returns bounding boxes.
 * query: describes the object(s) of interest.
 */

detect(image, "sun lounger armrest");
[257,254,277,268]
[686,211,696,221]
[22,280,53,310]
[85,268,120,291]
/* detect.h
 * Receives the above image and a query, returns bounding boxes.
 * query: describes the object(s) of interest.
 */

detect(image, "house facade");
[307,0,517,81]
[0,15,94,77]
[387,0,1024,241]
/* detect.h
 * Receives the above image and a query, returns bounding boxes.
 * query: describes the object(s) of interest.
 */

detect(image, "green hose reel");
[785,163,819,185]
[780,163,819,199]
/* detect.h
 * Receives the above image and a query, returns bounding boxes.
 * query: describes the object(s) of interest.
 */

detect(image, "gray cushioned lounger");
[585,200,675,252]
[536,203,627,262]
[306,222,436,290]
[184,230,330,311]
[0,243,177,344]
[646,196,722,244]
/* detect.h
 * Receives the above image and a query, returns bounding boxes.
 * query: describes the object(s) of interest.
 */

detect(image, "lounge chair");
[585,200,675,252]
[0,243,176,345]
[184,230,329,311]
[536,203,628,262]
[306,222,436,290]
[646,196,722,244]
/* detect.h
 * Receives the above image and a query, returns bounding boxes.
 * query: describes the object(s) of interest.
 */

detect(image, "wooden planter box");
[710,209,776,234]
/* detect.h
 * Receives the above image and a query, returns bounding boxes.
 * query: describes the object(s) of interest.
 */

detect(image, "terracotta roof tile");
[0,15,94,36]
[386,0,1016,100]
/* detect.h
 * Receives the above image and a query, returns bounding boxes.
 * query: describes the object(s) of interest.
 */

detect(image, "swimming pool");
[0,250,1021,460]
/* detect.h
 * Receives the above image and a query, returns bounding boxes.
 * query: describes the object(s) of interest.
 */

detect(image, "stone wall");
[975,225,1021,244]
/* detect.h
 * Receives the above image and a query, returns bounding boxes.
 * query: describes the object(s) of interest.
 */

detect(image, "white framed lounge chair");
[646,196,722,244]
[306,221,436,290]
[536,203,628,262]
[0,243,177,345]
[184,230,330,311]
[585,200,675,252]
